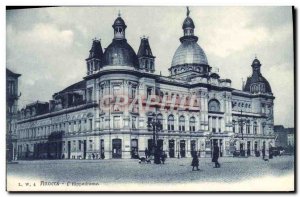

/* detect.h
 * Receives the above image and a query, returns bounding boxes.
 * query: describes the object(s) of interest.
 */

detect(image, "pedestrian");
[269,146,273,159]
[262,147,266,160]
[92,153,95,160]
[145,148,149,159]
[161,151,166,164]
[191,154,200,171]
[212,143,220,168]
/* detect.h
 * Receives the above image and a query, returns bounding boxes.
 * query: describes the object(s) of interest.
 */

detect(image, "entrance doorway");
[169,140,175,158]
[191,140,196,157]
[247,141,251,156]
[157,139,163,152]
[100,139,104,159]
[148,139,153,155]
[180,140,186,157]
[131,139,138,159]
[112,139,122,158]
[254,141,258,152]
[83,140,87,159]
[67,141,71,159]
[240,143,245,157]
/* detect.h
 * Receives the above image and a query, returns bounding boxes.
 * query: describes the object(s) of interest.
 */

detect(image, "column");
[208,116,212,132]
[216,117,219,133]
[104,136,111,159]
[221,118,225,133]
[186,139,191,157]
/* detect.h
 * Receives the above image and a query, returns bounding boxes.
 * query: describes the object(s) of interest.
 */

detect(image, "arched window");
[189,117,196,132]
[208,99,221,112]
[179,116,185,132]
[167,115,174,131]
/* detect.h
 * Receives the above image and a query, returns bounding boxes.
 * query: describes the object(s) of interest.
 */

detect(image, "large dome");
[171,40,208,67]
[103,39,139,68]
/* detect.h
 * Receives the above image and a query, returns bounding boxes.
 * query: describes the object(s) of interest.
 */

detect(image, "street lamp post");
[147,113,162,164]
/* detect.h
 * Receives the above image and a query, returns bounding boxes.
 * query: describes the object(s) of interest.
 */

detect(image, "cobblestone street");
[7,155,294,184]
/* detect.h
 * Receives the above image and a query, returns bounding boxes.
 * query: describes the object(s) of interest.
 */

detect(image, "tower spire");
[118,10,121,17]
[186,6,190,17]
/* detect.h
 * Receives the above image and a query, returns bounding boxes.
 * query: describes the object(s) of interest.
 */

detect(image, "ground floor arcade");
[15,132,275,160]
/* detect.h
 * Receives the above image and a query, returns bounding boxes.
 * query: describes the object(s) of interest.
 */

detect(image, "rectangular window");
[72,140,76,151]
[89,140,93,150]
[131,87,136,99]
[87,88,93,102]
[190,126,195,132]
[132,116,137,129]
[239,125,242,133]
[83,119,87,130]
[254,126,257,134]
[246,125,250,134]
[89,119,93,131]
[114,116,121,129]
[100,85,104,97]
[78,140,81,151]
[147,88,152,99]
[78,121,81,131]
[113,86,121,96]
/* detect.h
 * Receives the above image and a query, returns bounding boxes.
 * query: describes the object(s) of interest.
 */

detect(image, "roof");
[243,73,272,93]
[87,39,103,60]
[182,16,195,29]
[171,40,208,67]
[59,80,86,94]
[112,16,127,28]
[243,58,272,94]
[137,38,154,58]
[6,68,21,78]
[103,39,139,68]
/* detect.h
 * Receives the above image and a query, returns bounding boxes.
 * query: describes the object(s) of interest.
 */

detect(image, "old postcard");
[6,6,295,192]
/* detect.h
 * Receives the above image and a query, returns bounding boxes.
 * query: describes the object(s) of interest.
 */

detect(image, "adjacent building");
[274,125,294,148]
[15,9,276,160]
[6,68,21,161]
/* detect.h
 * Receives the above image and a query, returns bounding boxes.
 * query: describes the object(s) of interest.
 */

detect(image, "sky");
[6,6,294,127]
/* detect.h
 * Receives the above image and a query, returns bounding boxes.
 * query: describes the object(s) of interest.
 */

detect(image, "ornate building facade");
[7,68,21,161]
[15,10,275,160]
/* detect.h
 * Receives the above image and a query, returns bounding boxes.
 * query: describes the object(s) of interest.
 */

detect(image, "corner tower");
[86,39,103,75]
[137,37,155,73]
[243,57,272,94]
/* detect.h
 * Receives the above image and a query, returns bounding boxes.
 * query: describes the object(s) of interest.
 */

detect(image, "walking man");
[191,154,200,171]
[212,143,220,168]
[161,151,166,164]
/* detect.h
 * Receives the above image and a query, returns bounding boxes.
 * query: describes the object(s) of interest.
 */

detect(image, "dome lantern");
[102,14,139,68]
[112,11,127,40]
[182,7,195,37]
